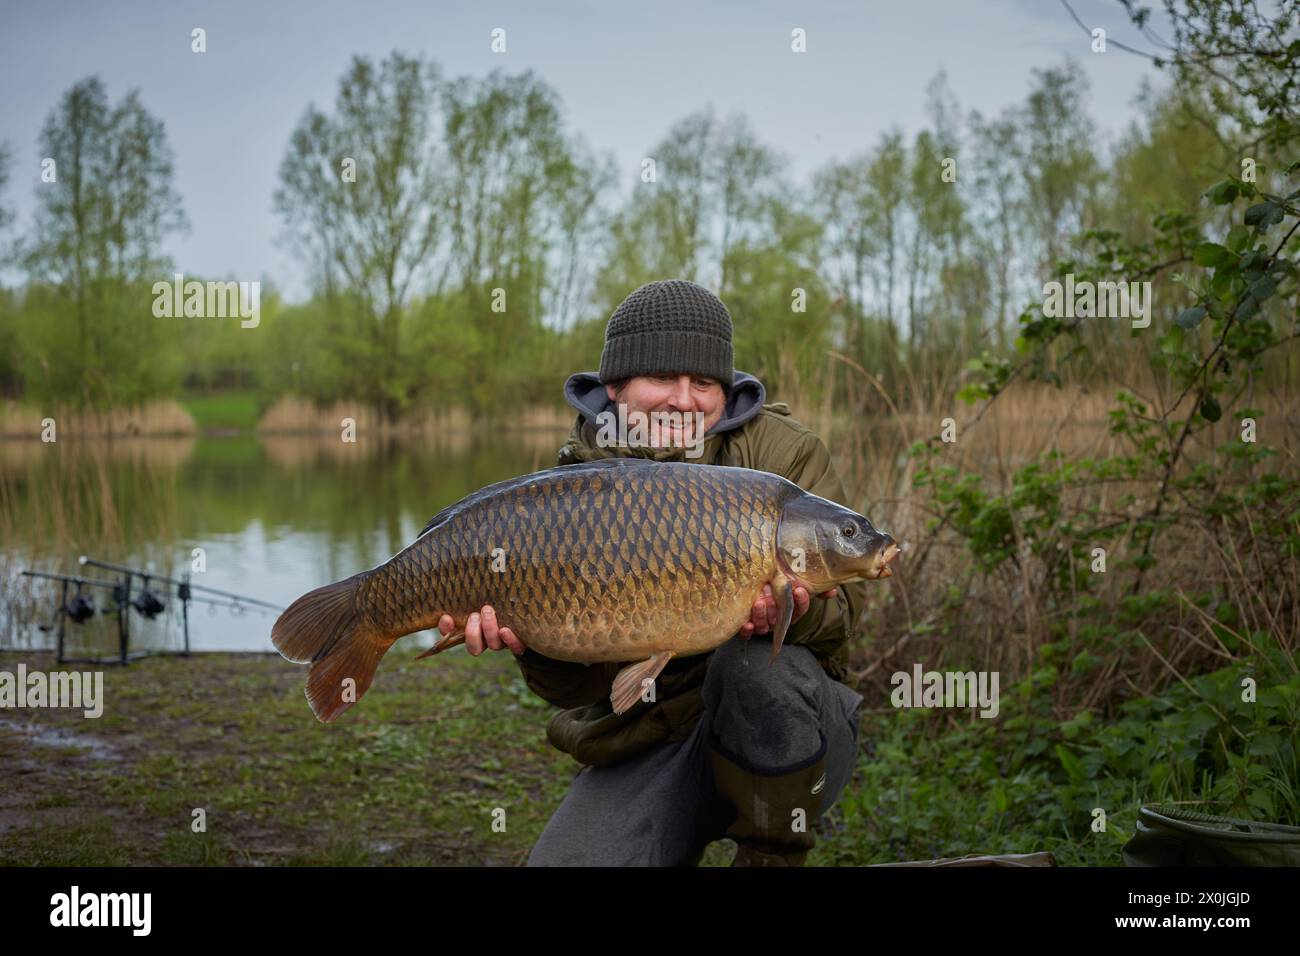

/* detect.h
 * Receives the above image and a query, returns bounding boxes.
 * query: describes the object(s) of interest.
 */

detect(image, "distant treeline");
[0,20,1293,418]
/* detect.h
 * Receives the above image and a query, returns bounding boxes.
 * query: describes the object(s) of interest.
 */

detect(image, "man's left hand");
[739,585,838,640]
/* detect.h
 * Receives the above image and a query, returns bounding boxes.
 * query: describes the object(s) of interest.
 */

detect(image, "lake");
[0,430,567,654]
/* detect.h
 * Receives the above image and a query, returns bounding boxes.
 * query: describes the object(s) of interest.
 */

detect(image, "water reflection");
[0,429,567,652]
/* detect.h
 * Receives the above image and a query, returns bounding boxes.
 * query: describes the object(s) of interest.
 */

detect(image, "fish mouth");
[868,539,902,579]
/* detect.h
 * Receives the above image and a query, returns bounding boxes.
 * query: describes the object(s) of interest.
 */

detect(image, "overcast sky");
[0,0,1162,300]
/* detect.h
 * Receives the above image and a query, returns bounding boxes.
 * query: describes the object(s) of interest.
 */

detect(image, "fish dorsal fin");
[560,457,658,471]
[416,459,659,539]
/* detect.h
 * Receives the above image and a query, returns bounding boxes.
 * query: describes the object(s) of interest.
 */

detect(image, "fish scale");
[273,456,899,722]
[358,461,785,662]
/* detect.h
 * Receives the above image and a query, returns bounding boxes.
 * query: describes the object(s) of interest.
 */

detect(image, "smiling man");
[438,278,868,866]
[591,373,718,459]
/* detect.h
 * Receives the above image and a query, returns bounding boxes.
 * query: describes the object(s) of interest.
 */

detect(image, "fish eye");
[842,525,856,538]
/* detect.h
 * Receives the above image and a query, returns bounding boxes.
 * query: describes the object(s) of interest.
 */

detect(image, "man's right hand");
[438,605,526,656]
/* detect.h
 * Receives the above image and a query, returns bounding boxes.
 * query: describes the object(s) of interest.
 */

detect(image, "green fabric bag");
[1123,805,1300,866]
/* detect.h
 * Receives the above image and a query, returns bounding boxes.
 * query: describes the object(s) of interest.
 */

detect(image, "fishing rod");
[18,569,142,665]
[79,555,284,658]
[187,592,275,616]
[77,556,285,610]
[19,557,283,664]
[21,569,123,590]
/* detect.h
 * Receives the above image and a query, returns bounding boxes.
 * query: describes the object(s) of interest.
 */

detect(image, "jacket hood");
[562,370,767,436]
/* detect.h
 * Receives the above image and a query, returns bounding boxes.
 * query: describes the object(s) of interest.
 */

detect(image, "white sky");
[0,0,1162,301]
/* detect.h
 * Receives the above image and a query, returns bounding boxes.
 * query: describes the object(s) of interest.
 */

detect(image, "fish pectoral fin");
[415,630,465,660]
[610,651,675,715]
[771,577,794,663]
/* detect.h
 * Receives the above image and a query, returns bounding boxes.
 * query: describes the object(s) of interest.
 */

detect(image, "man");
[437,279,867,866]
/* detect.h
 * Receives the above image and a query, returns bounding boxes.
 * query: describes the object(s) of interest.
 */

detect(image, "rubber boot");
[709,742,827,867]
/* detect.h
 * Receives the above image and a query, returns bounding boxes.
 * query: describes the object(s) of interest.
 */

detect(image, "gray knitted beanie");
[598,279,734,386]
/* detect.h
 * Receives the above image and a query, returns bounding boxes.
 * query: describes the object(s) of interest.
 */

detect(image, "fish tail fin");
[272,572,396,723]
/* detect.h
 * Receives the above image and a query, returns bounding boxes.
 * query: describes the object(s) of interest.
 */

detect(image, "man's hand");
[738,585,838,640]
[438,605,526,656]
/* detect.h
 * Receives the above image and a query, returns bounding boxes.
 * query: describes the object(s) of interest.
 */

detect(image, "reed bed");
[797,359,1300,722]
[0,399,196,438]
[257,397,573,436]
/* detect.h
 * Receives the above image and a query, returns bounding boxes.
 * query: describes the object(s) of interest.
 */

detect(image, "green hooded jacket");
[513,370,867,768]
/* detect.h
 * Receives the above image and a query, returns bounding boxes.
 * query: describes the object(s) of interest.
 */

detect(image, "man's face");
[606,373,727,448]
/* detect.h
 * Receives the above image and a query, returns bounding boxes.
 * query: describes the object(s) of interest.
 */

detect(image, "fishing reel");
[131,589,167,619]
[65,592,96,624]
[38,584,96,631]
[130,577,167,619]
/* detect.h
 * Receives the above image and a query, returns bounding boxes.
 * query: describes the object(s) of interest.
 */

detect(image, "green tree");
[20,76,186,407]
[812,130,908,381]
[592,109,786,306]
[437,68,612,415]
[275,52,445,421]
[968,109,1023,349]
[1016,63,1102,277]
[0,142,18,398]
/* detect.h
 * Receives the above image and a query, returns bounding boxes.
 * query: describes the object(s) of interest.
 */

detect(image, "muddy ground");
[1,649,868,866]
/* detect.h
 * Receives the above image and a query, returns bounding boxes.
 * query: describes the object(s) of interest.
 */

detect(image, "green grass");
[181,391,263,432]
[8,648,1289,866]
[815,652,1300,867]
[0,650,575,866]
[0,650,758,865]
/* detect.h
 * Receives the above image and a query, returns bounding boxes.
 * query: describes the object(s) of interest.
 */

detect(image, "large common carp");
[273,458,899,722]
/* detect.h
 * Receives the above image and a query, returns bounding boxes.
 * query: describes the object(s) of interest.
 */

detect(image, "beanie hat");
[598,279,734,386]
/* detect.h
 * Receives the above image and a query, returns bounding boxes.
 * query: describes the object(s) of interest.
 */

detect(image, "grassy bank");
[255,396,574,435]
[181,391,264,434]
[7,647,1289,866]
[832,641,1300,866]
[0,650,574,866]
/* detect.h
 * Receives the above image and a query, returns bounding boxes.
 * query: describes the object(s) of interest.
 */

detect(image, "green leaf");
[1225,225,1252,252]
[1244,202,1284,229]
[1187,708,1219,734]
[1200,394,1222,422]
[1240,249,1269,273]
[1148,762,1169,790]
[1248,276,1277,303]
[991,786,1008,814]
[1176,306,1206,330]
[1055,744,1085,783]
[1210,267,1234,298]
[1247,789,1276,817]
[1248,732,1284,756]
[1204,179,1239,205]
[1193,242,1235,268]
